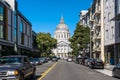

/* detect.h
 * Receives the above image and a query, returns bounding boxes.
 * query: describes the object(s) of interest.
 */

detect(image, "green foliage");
[36,32,57,57]
[69,23,90,56]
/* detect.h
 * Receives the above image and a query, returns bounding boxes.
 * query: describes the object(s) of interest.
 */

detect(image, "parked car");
[30,58,42,65]
[41,57,48,63]
[76,57,81,64]
[84,58,93,66]
[89,58,104,69]
[79,57,87,65]
[51,56,58,62]
[0,55,36,80]
[112,63,120,78]
[39,58,45,63]
[67,57,72,62]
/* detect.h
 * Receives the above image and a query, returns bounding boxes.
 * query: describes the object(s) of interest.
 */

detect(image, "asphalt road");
[41,60,119,80]
[24,61,55,80]
[35,61,55,79]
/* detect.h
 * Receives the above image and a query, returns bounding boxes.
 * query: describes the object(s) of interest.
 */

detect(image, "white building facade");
[53,16,72,59]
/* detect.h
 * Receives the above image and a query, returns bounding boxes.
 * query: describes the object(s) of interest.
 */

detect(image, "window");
[118,22,120,37]
[20,20,23,32]
[106,29,109,39]
[111,26,114,39]
[0,25,3,39]
[8,25,12,41]
[19,20,24,44]
[14,14,17,42]
[27,37,29,46]
[108,13,110,22]
[61,34,63,38]
[25,23,27,34]
[14,14,16,28]
[14,29,16,41]
[24,57,29,63]
[0,6,4,21]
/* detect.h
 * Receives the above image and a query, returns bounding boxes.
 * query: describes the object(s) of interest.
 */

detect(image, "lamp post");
[90,27,92,58]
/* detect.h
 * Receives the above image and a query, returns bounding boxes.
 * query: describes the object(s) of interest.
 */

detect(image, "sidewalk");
[95,69,112,76]
[95,64,115,76]
[104,64,115,71]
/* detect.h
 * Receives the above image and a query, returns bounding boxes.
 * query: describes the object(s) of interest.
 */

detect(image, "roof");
[56,16,69,32]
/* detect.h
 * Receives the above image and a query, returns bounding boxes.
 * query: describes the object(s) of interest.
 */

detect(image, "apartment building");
[89,0,104,61]
[79,10,88,26]
[80,0,104,62]
[0,0,32,56]
[79,0,120,65]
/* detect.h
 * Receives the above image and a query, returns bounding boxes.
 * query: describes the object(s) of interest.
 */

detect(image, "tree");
[36,32,57,57]
[69,23,90,56]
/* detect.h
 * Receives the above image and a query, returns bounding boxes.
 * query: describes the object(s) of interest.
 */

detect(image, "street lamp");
[90,25,92,58]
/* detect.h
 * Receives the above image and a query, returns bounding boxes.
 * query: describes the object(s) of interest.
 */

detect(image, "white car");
[67,58,72,62]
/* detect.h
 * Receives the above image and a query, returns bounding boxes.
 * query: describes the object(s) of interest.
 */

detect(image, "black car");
[112,63,120,78]
[89,58,104,69]
[76,57,81,64]
[79,57,87,65]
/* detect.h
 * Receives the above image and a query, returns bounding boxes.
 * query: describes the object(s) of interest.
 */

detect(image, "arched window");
[58,34,60,38]
[61,34,63,38]
[67,33,69,38]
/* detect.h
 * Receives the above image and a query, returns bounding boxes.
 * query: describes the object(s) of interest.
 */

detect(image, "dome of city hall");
[56,16,69,32]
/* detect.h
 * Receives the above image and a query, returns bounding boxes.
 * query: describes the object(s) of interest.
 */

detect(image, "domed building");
[53,16,72,59]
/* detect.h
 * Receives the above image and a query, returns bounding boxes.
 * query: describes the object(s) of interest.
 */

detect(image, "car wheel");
[101,66,104,69]
[112,72,115,78]
[31,69,36,79]
[20,74,24,80]
[89,65,94,69]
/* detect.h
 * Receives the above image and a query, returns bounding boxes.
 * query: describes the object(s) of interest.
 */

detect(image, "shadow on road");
[35,75,42,80]
[25,75,42,80]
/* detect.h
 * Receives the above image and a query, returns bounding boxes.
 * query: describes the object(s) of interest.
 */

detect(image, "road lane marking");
[37,62,58,80]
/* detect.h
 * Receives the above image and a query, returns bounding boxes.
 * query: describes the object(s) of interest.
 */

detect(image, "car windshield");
[94,59,102,62]
[52,56,57,58]
[0,57,22,64]
[34,58,39,61]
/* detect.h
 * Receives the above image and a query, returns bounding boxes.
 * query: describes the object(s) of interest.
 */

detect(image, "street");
[35,60,120,80]
[2,0,120,80]
[36,61,55,79]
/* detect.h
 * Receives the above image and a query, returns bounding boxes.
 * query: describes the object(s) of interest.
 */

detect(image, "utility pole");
[90,26,92,58]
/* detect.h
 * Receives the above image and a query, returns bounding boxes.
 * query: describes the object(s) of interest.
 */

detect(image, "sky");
[17,0,93,37]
